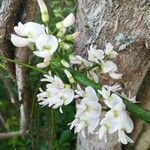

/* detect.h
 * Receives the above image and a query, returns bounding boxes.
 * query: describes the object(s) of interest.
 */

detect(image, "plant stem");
[0,55,46,74]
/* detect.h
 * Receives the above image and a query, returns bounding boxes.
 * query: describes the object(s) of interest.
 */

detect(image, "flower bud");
[60,42,70,50]
[57,28,66,37]
[56,13,75,29]
[61,60,70,68]
[65,32,80,41]
[63,13,75,28]
[56,22,64,29]
[37,0,49,23]
[64,69,75,84]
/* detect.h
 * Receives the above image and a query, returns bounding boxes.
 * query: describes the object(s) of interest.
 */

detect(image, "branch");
[0,131,22,140]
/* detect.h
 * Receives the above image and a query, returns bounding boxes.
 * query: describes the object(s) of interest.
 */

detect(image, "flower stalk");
[1,55,150,123]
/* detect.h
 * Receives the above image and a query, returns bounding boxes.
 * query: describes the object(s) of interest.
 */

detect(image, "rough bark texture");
[0,0,37,134]
[15,0,37,134]
[0,0,22,79]
[76,0,150,149]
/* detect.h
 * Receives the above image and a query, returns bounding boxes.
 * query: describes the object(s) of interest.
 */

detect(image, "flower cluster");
[10,0,135,145]
[11,0,77,68]
[37,71,74,113]
[69,85,101,137]
[98,85,134,144]
[69,43,122,83]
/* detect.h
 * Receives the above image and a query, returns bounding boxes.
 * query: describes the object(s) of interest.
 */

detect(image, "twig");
[0,131,22,140]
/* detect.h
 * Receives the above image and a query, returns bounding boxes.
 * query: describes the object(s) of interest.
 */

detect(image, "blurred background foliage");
[0,0,76,149]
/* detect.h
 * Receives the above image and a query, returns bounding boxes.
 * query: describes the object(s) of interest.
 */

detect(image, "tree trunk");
[76,0,150,149]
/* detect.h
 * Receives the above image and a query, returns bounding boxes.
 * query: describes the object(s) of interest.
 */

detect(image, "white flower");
[106,103,134,143]
[104,83,122,92]
[104,43,118,59]
[121,92,137,103]
[37,71,74,113]
[98,87,123,108]
[75,86,99,101]
[34,34,58,68]
[98,103,134,144]
[69,111,100,136]
[88,44,104,64]
[101,61,122,79]
[11,22,46,47]
[37,0,49,23]
[69,86,101,136]
[107,93,123,108]
[118,129,134,144]
[98,87,111,101]
[87,68,99,83]
[76,97,101,119]
[36,34,58,52]
[69,55,93,67]
[69,55,82,65]
[98,117,111,142]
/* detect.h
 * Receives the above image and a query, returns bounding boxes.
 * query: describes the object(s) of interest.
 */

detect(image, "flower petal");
[11,34,30,47]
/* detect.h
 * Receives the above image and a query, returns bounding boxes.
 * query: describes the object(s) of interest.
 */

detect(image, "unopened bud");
[37,0,49,23]
[61,60,70,68]
[56,13,75,29]
[64,69,75,84]
[65,32,80,41]
[60,42,70,50]
[57,28,66,37]
[63,13,75,28]
[56,22,64,29]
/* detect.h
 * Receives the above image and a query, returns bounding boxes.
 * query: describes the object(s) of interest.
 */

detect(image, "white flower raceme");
[34,34,58,68]
[104,43,118,59]
[101,61,122,79]
[37,0,49,23]
[69,86,101,137]
[98,103,134,144]
[37,71,74,113]
[11,22,46,47]
[56,13,75,29]
[88,44,104,64]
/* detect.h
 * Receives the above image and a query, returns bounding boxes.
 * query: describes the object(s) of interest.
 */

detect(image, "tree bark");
[15,0,37,134]
[0,0,37,135]
[76,0,150,149]
[0,0,23,79]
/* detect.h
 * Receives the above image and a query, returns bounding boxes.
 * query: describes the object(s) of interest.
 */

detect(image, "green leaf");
[59,130,72,144]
